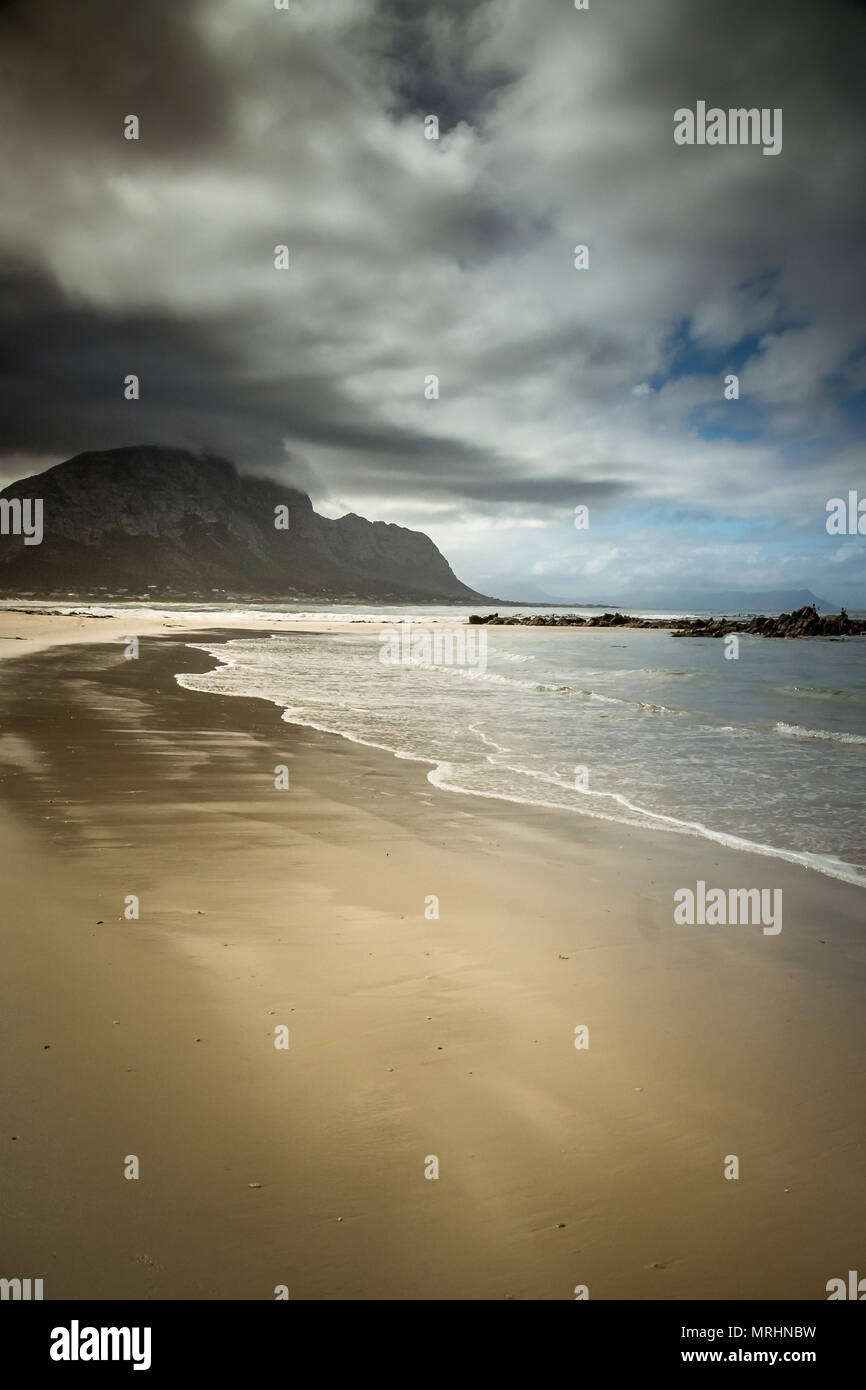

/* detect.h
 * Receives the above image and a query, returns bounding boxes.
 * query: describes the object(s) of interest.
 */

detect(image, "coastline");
[1,628,864,1299]
[5,608,863,886]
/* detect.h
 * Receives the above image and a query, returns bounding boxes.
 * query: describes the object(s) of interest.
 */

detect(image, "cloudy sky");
[1,0,865,603]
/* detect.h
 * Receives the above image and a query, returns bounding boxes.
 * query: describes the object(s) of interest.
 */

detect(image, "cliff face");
[0,446,485,601]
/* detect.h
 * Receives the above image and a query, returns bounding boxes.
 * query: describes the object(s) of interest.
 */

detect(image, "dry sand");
[0,617,864,1299]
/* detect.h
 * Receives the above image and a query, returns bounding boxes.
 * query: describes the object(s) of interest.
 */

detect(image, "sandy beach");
[1,616,864,1300]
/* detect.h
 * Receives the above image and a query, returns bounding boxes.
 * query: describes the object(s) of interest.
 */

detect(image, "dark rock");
[467,603,865,639]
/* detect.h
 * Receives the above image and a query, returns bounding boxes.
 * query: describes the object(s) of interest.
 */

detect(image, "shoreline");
[1,631,865,1298]
[4,602,865,644]
[2,606,864,885]
[179,629,866,891]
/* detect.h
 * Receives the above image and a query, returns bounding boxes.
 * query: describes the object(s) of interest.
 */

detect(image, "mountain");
[530,587,839,614]
[0,446,487,602]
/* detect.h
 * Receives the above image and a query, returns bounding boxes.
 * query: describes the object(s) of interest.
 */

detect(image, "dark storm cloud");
[0,0,865,599]
[0,264,510,499]
[0,268,295,471]
[0,0,231,159]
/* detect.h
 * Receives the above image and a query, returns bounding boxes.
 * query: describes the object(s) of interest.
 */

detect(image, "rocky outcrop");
[468,605,864,637]
[670,605,862,638]
[0,446,487,602]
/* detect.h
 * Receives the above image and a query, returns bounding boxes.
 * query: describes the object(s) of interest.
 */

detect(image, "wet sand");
[0,629,864,1299]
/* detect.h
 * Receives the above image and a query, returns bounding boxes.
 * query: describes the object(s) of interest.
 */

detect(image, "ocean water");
[175,611,866,886]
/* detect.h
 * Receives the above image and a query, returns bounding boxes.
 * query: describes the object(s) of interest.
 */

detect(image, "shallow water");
[175,615,866,886]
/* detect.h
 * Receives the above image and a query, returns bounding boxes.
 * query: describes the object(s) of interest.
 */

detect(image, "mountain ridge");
[0,446,488,602]
[486,584,840,614]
